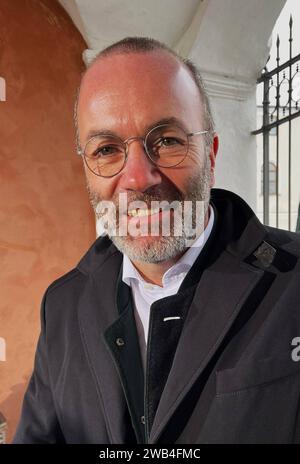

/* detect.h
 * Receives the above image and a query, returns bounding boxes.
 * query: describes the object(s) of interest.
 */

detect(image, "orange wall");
[0,0,95,442]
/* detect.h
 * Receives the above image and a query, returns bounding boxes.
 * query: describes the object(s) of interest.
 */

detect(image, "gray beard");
[86,157,212,263]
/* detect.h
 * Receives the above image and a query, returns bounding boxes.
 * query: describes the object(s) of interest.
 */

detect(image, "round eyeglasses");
[77,124,208,178]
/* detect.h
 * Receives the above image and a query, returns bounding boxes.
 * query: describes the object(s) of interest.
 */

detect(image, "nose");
[119,138,162,192]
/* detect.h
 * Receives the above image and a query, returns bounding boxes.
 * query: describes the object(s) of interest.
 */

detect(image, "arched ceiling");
[58,0,286,88]
[58,0,207,64]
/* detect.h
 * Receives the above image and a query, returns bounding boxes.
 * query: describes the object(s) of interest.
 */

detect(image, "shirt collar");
[122,204,215,287]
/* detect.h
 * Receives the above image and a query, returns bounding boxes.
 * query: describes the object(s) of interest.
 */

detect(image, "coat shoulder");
[265,225,300,257]
[46,268,84,295]
[40,236,120,324]
[41,268,88,324]
[44,235,116,301]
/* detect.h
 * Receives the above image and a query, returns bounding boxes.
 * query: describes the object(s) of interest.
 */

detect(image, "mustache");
[112,185,184,210]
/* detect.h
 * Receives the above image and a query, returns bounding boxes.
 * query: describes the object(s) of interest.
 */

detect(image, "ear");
[209,134,219,188]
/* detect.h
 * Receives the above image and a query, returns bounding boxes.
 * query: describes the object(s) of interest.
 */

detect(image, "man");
[14,37,300,444]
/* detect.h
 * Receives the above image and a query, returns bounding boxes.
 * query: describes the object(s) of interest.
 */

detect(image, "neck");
[130,206,211,287]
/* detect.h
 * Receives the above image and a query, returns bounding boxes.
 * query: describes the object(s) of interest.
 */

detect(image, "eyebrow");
[84,117,189,143]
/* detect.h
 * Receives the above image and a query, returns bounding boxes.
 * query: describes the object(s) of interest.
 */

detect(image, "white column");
[182,0,287,211]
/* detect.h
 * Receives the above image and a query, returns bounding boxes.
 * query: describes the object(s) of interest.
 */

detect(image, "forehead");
[77,51,203,136]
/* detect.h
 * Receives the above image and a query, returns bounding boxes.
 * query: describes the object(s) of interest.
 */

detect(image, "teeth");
[128,207,161,217]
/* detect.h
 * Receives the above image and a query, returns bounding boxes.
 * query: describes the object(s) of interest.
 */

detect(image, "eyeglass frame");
[77,123,209,178]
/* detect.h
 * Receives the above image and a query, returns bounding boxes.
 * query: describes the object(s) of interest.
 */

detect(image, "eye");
[157,137,181,148]
[162,137,179,146]
[93,145,121,158]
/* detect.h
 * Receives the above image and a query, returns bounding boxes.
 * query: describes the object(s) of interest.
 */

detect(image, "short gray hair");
[74,36,214,155]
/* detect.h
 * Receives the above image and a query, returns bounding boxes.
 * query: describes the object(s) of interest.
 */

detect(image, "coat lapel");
[77,244,126,443]
[149,250,265,443]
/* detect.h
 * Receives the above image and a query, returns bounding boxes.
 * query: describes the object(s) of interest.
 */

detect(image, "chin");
[110,234,187,263]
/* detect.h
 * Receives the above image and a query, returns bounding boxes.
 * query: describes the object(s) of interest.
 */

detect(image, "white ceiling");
[58,0,203,51]
[58,0,286,81]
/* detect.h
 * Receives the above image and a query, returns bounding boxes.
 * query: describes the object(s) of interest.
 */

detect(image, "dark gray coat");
[13,189,300,444]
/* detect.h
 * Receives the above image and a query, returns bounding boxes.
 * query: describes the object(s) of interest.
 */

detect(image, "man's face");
[77,51,217,263]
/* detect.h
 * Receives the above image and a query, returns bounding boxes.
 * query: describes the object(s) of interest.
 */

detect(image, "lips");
[127,205,170,217]
[113,193,183,235]
[126,203,176,229]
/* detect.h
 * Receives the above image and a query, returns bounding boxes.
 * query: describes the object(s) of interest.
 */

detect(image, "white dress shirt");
[122,204,215,372]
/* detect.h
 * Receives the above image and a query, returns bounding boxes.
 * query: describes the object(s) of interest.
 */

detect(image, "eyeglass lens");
[83,124,188,177]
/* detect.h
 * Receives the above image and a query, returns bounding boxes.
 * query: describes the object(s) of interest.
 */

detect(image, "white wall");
[187,0,286,211]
